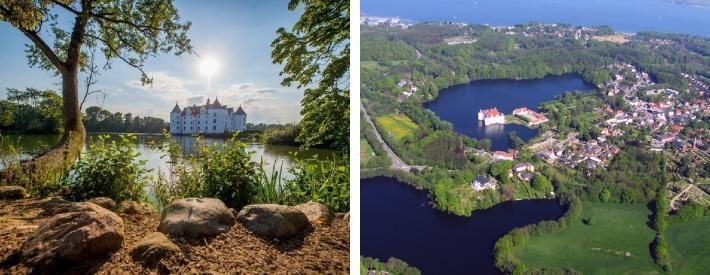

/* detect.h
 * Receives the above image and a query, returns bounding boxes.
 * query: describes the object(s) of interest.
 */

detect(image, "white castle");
[169,97,247,135]
[478,107,505,125]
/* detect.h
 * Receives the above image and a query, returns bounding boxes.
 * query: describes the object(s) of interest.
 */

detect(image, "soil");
[0,198,349,274]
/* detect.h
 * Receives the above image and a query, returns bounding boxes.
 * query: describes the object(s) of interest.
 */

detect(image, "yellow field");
[375,114,418,141]
[591,35,629,44]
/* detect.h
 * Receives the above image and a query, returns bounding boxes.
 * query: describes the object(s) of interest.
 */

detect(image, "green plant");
[150,131,204,209]
[199,135,259,209]
[253,159,288,205]
[285,156,350,212]
[64,134,152,202]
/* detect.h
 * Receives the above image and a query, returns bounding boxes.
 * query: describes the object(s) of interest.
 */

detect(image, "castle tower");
[170,102,181,134]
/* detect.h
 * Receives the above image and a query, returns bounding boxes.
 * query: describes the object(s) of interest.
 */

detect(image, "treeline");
[262,124,300,146]
[360,117,392,169]
[360,256,421,275]
[83,106,166,133]
[0,88,63,134]
[494,195,582,274]
[651,189,671,271]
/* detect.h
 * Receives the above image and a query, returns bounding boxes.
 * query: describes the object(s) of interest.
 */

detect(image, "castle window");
[213,113,216,117]
[213,125,216,130]
[213,119,216,123]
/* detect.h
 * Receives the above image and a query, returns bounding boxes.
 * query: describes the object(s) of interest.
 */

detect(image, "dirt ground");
[0,198,349,274]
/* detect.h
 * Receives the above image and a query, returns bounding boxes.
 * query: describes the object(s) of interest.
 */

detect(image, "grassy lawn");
[665,216,710,274]
[514,202,662,274]
[374,114,418,141]
[360,139,375,164]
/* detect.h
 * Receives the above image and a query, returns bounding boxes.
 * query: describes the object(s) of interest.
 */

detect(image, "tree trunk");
[0,72,85,189]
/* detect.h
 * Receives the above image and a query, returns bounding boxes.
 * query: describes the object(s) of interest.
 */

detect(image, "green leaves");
[1,0,193,83]
[64,134,152,202]
[271,0,349,153]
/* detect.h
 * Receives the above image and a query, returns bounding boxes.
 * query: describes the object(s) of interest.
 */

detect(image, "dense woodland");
[83,106,166,133]
[360,22,710,216]
[0,88,63,134]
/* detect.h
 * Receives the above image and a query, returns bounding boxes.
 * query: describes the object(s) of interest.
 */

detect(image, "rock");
[130,232,180,265]
[294,202,334,225]
[88,197,117,210]
[0,185,27,199]
[158,198,235,238]
[119,201,154,215]
[19,202,124,269]
[237,204,308,238]
[343,212,349,222]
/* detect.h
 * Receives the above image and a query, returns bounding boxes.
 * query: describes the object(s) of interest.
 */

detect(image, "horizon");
[0,0,304,124]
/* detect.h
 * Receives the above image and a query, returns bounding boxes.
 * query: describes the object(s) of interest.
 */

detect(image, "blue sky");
[0,0,303,123]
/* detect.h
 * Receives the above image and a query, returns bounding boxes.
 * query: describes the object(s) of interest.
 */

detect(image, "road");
[361,103,426,172]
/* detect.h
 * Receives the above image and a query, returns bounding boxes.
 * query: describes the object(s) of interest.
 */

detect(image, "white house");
[472,175,498,191]
[169,98,247,135]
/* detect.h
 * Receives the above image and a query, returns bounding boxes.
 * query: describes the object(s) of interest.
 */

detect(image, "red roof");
[481,108,502,118]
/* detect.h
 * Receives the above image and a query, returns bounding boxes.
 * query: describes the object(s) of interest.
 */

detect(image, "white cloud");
[126,71,199,105]
[218,83,302,124]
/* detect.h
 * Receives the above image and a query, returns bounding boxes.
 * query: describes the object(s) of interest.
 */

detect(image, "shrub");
[64,134,152,202]
[262,124,300,146]
[285,156,350,212]
[199,135,259,209]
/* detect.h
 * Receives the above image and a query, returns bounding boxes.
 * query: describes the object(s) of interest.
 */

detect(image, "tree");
[271,0,349,153]
[0,0,192,184]
[532,174,552,193]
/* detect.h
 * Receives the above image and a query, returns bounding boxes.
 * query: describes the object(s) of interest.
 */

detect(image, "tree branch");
[85,34,148,78]
[18,29,68,75]
[50,0,81,15]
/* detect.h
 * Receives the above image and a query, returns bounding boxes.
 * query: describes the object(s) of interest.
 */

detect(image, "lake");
[361,177,564,275]
[425,74,595,151]
[0,133,336,180]
[362,0,710,37]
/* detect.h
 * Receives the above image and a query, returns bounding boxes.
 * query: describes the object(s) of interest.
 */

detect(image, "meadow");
[374,114,418,141]
[665,216,710,274]
[360,139,375,164]
[514,202,662,274]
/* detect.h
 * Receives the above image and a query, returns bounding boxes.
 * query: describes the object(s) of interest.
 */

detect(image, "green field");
[360,139,375,164]
[665,216,710,274]
[375,114,418,141]
[514,202,662,274]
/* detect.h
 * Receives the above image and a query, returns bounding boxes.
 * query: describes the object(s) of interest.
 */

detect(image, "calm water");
[362,0,710,37]
[361,177,564,275]
[425,74,595,151]
[0,133,336,179]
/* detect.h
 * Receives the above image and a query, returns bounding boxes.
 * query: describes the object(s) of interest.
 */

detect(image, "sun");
[199,56,219,77]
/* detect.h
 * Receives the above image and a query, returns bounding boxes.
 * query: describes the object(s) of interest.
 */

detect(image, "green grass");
[514,202,663,274]
[375,114,418,141]
[665,216,710,274]
[360,139,375,164]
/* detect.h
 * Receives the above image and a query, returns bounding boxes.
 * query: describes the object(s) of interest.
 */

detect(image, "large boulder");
[158,198,235,238]
[88,197,117,210]
[129,232,180,265]
[119,201,154,215]
[237,204,309,238]
[0,185,27,199]
[19,202,124,269]
[294,202,335,225]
